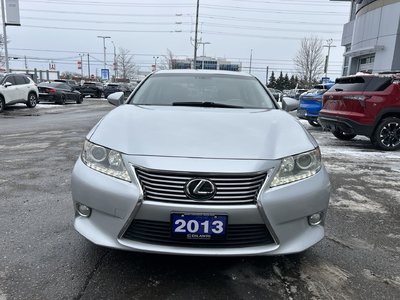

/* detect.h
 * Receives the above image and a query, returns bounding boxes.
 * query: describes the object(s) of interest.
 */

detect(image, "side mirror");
[4,82,12,87]
[107,92,125,106]
[281,96,299,112]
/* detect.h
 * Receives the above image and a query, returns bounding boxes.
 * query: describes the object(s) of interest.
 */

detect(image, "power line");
[20,17,342,34]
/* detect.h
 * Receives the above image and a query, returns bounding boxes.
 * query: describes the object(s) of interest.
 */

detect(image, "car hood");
[89,105,317,160]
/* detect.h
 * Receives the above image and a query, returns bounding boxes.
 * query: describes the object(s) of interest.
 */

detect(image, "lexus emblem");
[185,178,216,200]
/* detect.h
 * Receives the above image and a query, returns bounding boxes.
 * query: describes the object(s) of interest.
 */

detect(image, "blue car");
[296,83,334,127]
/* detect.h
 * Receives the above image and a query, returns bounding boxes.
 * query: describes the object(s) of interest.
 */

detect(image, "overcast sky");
[4,0,350,82]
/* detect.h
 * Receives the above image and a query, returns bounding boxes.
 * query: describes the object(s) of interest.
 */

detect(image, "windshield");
[130,73,275,109]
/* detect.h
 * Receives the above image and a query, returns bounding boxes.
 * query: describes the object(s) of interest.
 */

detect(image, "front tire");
[371,117,400,151]
[332,129,356,140]
[59,95,66,105]
[77,95,83,104]
[26,93,38,108]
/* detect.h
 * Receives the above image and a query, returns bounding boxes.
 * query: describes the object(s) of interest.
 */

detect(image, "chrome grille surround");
[134,167,268,204]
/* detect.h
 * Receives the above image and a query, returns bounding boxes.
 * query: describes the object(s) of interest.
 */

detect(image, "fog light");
[77,203,91,217]
[308,213,322,226]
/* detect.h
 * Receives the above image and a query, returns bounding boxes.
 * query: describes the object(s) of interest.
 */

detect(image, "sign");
[90,74,95,80]
[77,61,82,70]
[321,77,330,84]
[101,69,109,81]
[4,0,20,26]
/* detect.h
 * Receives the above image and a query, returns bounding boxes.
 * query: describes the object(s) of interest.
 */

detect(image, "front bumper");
[71,156,330,256]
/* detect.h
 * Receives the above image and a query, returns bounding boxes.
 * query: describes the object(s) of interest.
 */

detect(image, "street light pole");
[79,54,84,78]
[198,41,210,57]
[97,36,111,70]
[193,0,200,69]
[323,39,336,78]
[111,41,117,81]
[249,49,253,74]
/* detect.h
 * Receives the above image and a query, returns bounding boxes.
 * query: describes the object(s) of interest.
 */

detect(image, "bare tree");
[294,36,325,86]
[117,48,136,80]
[157,49,176,70]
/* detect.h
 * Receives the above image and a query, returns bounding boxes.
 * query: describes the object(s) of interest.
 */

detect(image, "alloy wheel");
[379,121,400,148]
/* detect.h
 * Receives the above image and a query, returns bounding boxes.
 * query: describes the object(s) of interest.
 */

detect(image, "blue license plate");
[171,213,227,240]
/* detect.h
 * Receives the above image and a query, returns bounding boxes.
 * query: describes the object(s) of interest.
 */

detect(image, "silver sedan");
[71,70,330,256]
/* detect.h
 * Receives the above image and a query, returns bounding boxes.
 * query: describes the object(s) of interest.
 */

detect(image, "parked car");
[318,73,400,150]
[54,79,80,91]
[38,82,83,104]
[0,73,39,113]
[79,81,104,98]
[297,83,334,127]
[103,83,130,98]
[71,70,330,256]
[267,88,283,102]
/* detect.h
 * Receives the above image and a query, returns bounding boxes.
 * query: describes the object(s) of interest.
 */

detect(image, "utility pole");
[87,53,90,79]
[97,36,111,69]
[323,39,336,78]
[1,0,9,72]
[193,0,200,69]
[249,49,253,74]
[24,56,28,69]
[266,66,269,86]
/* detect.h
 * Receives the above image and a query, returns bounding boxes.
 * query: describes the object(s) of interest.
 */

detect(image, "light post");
[79,54,84,78]
[193,0,200,69]
[198,41,210,57]
[323,39,336,78]
[97,36,111,70]
[111,41,117,81]
[249,49,253,74]
[153,56,159,71]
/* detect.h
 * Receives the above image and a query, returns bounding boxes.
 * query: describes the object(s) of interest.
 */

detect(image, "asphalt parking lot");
[0,100,399,300]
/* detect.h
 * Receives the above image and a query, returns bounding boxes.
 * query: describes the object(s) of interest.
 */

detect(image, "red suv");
[318,73,400,151]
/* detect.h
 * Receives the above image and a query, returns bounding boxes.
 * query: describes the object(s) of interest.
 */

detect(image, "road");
[0,100,399,300]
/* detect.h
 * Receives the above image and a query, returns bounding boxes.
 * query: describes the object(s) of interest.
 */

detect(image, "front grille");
[135,168,268,205]
[123,220,275,248]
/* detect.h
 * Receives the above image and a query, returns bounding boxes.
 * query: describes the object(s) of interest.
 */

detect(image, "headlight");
[81,140,131,182]
[271,148,321,187]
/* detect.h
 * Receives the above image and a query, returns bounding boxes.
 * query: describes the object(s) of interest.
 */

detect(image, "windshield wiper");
[172,101,243,108]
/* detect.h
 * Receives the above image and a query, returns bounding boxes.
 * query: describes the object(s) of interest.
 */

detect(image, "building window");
[358,54,375,73]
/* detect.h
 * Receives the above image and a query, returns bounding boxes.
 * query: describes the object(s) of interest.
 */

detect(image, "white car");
[0,73,39,113]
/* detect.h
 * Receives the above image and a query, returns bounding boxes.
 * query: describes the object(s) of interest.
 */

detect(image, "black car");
[54,79,80,91]
[38,82,83,104]
[79,82,104,98]
[103,83,131,98]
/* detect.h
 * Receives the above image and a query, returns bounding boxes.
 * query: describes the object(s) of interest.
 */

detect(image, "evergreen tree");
[289,75,296,89]
[283,73,290,90]
[268,71,277,89]
[276,71,284,91]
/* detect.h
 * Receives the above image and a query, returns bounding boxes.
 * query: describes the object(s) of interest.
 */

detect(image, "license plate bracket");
[171,213,227,240]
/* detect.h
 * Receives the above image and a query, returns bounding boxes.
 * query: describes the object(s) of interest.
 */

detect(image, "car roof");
[154,69,253,77]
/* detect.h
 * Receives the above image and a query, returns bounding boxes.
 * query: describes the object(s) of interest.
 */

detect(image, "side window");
[23,76,31,84]
[15,76,26,85]
[4,76,16,85]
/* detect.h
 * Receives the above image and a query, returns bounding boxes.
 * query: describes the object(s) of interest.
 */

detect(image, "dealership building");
[332,0,400,75]
[171,57,242,71]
